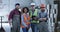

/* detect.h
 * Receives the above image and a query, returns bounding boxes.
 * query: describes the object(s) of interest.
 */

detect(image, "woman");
[21,7,31,32]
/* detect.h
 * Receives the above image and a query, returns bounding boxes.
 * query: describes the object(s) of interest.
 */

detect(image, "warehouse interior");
[0,0,60,32]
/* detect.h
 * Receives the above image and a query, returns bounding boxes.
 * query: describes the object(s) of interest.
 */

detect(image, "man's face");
[31,5,35,11]
[15,5,20,9]
[41,8,45,12]
[31,5,35,9]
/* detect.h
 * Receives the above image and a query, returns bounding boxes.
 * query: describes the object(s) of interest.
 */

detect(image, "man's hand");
[9,21,12,27]
[39,18,47,21]
[39,18,43,21]
[8,19,12,27]
[34,17,37,20]
[42,18,47,21]
[9,21,11,25]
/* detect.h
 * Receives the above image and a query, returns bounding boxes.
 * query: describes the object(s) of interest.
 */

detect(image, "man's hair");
[15,3,20,6]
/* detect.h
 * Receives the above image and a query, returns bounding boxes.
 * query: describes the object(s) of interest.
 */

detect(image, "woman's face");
[24,8,27,13]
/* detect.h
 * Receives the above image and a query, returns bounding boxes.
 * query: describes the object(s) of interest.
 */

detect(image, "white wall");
[33,0,47,6]
[0,0,54,22]
[0,0,10,22]
[0,0,32,22]
[9,0,32,10]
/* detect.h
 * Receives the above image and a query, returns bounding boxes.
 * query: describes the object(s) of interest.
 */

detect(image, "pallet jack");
[0,16,5,32]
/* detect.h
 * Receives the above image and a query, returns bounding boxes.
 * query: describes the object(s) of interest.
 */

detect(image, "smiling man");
[8,3,21,32]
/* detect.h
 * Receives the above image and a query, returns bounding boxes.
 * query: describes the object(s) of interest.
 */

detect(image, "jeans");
[22,27,28,32]
[31,24,39,32]
[38,22,49,32]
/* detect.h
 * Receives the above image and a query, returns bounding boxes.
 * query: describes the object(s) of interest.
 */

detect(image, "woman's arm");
[21,15,27,27]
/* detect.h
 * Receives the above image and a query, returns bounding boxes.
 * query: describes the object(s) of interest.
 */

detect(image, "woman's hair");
[22,7,29,13]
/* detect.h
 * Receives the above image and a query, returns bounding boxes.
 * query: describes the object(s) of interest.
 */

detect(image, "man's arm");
[8,11,14,25]
[21,15,27,27]
[38,12,48,21]
[42,13,48,21]
[38,12,43,21]
[8,11,14,21]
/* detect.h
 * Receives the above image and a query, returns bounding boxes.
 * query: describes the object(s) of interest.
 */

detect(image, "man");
[29,3,39,32]
[38,4,49,32]
[8,3,21,32]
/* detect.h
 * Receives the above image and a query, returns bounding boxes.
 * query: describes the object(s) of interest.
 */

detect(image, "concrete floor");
[0,23,10,32]
[0,23,32,32]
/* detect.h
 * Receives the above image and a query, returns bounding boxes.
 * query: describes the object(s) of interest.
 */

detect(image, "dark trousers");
[31,24,38,32]
[38,22,49,32]
[22,27,28,32]
[11,15,20,32]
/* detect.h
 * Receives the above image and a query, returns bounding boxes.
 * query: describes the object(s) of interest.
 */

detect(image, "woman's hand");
[26,22,30,25]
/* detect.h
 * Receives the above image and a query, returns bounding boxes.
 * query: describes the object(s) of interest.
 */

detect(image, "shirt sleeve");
[21,15,27,27]
[38,12,41,18]
[45,13,48,20]
[8,11,14,21]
